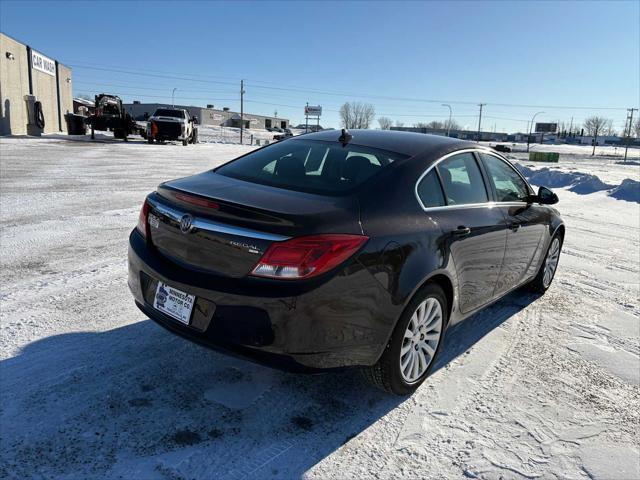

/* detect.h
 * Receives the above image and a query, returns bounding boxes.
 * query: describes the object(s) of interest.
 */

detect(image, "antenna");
[339,128,353,144]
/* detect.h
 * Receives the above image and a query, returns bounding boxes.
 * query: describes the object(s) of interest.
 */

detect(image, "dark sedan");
[128,129,564,395]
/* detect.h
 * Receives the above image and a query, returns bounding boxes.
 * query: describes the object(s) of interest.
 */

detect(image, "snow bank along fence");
[529,152,560,163]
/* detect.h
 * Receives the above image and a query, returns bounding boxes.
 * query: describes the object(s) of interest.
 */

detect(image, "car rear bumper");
[128,229,392,371]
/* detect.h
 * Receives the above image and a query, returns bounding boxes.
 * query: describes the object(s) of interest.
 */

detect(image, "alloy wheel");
[400,297,443,383]
[543,237,561,288]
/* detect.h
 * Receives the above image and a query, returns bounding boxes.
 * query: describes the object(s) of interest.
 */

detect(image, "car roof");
[292,129,478,158]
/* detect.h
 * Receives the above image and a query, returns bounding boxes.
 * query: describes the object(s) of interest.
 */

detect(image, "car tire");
[528,231,563,294]
[147,137,154,144]
[362,283,448,395]
[182,138,188,146]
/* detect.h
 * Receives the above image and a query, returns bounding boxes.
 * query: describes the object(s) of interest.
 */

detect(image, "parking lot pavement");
[1,137,638,479]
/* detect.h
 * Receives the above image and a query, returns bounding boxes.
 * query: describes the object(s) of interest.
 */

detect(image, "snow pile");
[609,179,640,203]
[568,175,614,194]
[515,165,613,194]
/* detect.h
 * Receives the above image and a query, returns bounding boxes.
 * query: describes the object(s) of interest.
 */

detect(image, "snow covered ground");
[1,136,638,479]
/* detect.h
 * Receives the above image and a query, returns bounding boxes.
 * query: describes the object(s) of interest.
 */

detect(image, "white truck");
[147,108,198,146]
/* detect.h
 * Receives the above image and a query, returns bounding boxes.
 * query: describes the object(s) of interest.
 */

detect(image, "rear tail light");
[250,234,368,280]
[136,199,150,239]
[150,121,158,137]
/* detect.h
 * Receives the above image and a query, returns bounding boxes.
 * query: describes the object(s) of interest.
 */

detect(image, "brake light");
[175,192,219,209]
[136,200,150,238]
[250,234,368,280]
[151,121,158,137]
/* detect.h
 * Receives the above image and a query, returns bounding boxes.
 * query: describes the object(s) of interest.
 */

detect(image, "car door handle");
[509,223,521,232]
[452,226,471,236]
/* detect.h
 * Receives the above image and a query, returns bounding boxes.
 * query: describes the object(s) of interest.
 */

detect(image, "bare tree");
[603,119,616,136]
[413,122,429,128]
[632,118,640,138]
[377,116,393,130]
[443,118,460,132]
[583,116,610,156]
[395,120,405,127]
[339,102,375,129]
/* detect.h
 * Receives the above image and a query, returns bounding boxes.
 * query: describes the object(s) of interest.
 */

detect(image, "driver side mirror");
[535,186,559,205]
[192,116,198,124]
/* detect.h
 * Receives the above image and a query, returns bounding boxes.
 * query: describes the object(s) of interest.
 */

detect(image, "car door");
[416,151,508,314]
[477,152,547,296]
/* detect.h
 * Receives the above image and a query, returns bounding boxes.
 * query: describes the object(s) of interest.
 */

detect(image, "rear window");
[154,109,185,118]
[215,139,409,195]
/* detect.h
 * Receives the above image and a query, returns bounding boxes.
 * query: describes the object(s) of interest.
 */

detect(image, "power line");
[68,63,631,112]
[73,80,238,96]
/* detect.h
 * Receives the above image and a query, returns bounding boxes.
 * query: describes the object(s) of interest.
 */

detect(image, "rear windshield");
[215,139,408,195]
[153,109,185,118]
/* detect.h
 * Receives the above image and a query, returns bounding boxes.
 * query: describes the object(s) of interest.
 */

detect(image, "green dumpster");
[528,152,559,163]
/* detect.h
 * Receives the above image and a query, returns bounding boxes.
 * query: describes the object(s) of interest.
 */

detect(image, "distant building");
[390,126,508,142]
[0,32,73,135]
[73,97,94,116]
[123,102,289,130]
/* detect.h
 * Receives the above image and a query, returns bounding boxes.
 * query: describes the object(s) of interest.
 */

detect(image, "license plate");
[153,282,195,325]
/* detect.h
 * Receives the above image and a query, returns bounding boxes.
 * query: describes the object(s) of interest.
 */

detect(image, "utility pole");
[442,103,452,137]
[240,80,245,145]
[477,103,485,142]
[624,108,638,162]
[305,102,309,133]
[171,88,177,108]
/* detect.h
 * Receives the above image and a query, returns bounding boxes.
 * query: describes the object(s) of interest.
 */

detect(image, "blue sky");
[2,0,638,132]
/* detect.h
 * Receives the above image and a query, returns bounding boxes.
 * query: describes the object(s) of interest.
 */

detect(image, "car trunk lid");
[147,171,361,278]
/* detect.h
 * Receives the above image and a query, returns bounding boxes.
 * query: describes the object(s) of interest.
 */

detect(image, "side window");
[437,153,488,205]
[480,154,530,202]
[417,170,446,208]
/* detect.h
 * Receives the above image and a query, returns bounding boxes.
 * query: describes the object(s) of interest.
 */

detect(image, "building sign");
[535,122,557,133]
[31,50,56,77]
[305,105,322,116]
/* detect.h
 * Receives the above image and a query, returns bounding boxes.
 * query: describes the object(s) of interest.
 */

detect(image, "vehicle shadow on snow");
[0,291,538,479]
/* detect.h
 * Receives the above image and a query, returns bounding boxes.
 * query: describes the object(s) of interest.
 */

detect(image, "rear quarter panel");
[355,154,461,336]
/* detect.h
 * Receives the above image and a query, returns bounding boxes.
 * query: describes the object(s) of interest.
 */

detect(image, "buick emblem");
[179,214,194,234]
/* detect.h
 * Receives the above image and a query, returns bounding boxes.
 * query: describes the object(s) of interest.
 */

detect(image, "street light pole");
[527,111,545,152]
[171,88,177,107]
[442,103,452,137]
[477,103,486,142]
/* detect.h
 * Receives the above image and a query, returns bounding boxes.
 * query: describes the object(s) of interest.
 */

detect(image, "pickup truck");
[147,108,198,146]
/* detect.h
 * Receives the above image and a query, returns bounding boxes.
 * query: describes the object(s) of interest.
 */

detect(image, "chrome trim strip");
[414,147,533,212]
[147,197,290,242]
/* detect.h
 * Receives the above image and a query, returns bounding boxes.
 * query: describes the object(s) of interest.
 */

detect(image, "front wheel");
[528,232,563,293]
[182,137,188,146]
[362,283,447,395]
